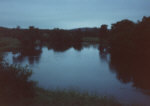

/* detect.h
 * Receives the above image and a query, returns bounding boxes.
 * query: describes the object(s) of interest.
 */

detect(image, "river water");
[4,44,150,105]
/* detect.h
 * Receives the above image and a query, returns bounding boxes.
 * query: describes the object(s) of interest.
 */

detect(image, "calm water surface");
[4,44,150,105]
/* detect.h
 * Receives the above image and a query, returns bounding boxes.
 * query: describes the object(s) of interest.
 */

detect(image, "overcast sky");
[0,0,150,29]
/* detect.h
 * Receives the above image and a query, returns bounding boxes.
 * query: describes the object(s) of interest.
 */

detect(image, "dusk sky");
[0,0,150,29]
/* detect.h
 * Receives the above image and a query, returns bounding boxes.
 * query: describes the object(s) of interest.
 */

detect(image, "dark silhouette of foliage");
[98,16,150,90]
[0,61,36,103]
[99,24,109,48]
[13,46,42,65]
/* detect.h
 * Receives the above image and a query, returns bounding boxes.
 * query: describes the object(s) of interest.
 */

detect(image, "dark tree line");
[99,16,150,54]
[0,16,150,90]
[99,16,150,90]
[0,26,100,52]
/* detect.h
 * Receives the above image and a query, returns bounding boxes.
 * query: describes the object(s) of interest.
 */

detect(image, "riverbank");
[28,88,122,106]
[0,37,21,52]
[0,87,121,106]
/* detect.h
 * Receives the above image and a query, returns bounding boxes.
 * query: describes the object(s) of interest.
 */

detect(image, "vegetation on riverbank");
[0,88,122,106]
[0,16,149,55]
[82,37,99,42]
[98,16,150,90]
[99,16,150,54]
[0,37,21,52]
[30,88,121,106]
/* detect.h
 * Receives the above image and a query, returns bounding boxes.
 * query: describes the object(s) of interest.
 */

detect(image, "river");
[3,43,150,105]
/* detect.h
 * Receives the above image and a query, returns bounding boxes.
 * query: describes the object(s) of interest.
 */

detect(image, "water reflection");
[72,43,83,51]
[13,46,42,65]
[12,43,86,64]
[47,43,72,52]
[3,43,150,105]
[99,45,150,91]
[8,44,150,91]
[99,45,109,62]
[110,52,150,90]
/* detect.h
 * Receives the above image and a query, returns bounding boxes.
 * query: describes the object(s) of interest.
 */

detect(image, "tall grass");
[0,37,21,52]
[33,88,121,106]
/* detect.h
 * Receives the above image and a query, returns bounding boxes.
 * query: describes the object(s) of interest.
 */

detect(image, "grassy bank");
[0,87,122,106]
[82,37,99,43]
[32,88,121,106]
[0,37,21,52]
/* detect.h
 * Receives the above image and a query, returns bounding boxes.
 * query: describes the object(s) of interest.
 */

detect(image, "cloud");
[0,0,149,29]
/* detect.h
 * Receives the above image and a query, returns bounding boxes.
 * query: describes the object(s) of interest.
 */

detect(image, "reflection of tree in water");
[13,42,83,64]
[47,43,72,52]
[13,45,42,65]
[99,46,150,90]
[47,42,83,52]
[72,43,83,51]
[99,45,108,61]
